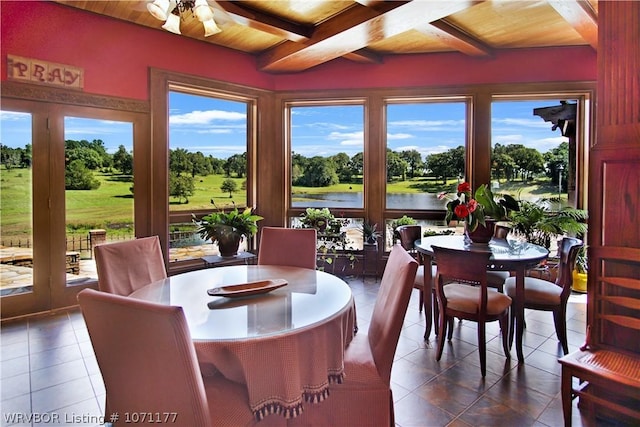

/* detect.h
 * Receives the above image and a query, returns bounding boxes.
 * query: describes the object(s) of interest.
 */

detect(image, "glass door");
[62,116,135,287]
[49,108,140,310]
[1,101,51,316]
[1,98,146,318]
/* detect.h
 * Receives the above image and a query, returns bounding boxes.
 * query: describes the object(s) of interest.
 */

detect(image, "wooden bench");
[558,246,640,426]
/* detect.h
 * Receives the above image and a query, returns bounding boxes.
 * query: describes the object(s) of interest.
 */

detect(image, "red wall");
[1,1,597,99]
[273,46,597,91]
[0,1,274,99]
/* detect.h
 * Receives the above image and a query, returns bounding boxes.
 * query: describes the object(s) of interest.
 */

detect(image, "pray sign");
[7,55,83,89]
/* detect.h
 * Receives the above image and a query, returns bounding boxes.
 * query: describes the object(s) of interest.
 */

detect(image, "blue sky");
[1,95,570,159]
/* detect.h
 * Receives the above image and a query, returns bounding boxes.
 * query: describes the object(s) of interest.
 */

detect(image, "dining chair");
[398,224,508,339]
[94,235,167,296]
[287,244,418,426]
[396,225,437,313]
[432,245,512,377]
[78,288,284,427]
[257,226,317,269]
[504,236,583,355]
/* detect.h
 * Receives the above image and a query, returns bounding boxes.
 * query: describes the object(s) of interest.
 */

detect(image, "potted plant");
[361,221,381,245]
[572,246,588,293]
[509,198,588,249]
[299,208,335,231]
[192,206,263,257]
[441,182,519,243]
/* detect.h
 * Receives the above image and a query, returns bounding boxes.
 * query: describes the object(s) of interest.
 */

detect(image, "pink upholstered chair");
[288,245,418,426]
[78,288,284,427]
[94,236,166,296]
[432,245,512,377]
[257,227,317,270]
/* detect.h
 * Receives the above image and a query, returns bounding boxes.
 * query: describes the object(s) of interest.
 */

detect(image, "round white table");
[129,265,356,420]
[415,235,549,362]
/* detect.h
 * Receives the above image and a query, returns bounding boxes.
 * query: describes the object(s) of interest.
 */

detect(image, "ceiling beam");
[547,0,598,49]
[257,0,480,73]
[417,18,493,57]
[212,1,313,42]
[342,48,384,64]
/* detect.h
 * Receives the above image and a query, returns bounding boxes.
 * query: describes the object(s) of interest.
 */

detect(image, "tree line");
[0,141,247,202]
[2,139,569,196]
[292,142,569,187]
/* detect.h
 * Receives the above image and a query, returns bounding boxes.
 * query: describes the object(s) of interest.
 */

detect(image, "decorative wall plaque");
[7,55,83,90]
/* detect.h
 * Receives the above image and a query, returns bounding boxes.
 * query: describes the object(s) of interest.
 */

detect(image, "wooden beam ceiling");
[50,0,598,73]
[547,0,598,49]
[256,0,480,72]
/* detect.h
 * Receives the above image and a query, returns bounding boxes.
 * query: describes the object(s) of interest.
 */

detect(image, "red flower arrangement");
[440,182,519,232]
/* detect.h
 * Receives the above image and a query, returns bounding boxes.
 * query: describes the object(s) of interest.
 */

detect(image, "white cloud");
[170,110,246,125]
[308,122,352,131]
[0,111,30,121]
[387,133,413,140]
[492,117,551,129]
[389,119,465,131]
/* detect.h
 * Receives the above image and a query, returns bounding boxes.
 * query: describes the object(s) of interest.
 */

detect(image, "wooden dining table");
[128,264,356,421]
[415,235,549,362]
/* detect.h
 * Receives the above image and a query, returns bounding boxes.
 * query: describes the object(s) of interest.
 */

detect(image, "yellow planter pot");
[572,270,588,293]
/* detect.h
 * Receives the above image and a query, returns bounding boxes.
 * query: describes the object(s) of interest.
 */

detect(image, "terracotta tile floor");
[0,276,625,427]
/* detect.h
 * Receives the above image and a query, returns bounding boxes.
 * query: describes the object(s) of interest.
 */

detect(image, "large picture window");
[385,100,467,210]
[289,103,365,209]
[491,97,587,209]
[167,90,251,261]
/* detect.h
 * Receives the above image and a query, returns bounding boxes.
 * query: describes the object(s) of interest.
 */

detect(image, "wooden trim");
[148,68,270,272]
[1,81,148,113]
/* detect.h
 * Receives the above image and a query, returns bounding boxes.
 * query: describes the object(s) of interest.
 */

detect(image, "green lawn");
[1,166,559,239]
[0,168,249,237]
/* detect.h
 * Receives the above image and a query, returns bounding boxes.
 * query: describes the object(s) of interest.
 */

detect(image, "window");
[385,100,467,210]
[491,97,588,209]
[288,103,365,209]
[167,89,251,261]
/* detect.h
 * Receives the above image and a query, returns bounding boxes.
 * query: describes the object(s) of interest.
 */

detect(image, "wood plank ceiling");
[52,0,598,73]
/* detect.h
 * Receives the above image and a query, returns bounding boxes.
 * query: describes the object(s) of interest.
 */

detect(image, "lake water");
[293,192,445,210]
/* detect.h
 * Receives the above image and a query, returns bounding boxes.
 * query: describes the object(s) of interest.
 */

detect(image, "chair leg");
[418,289,423,313]
[433,292,440,336]
[447,317,454,341]
[436,312,447,361]
[553,307,569,355]
[477,321,487,377]
[508,306,515,350]
[561,366,573,427]
[499,313,511,358]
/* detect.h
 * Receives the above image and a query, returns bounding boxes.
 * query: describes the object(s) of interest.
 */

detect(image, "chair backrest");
[78,288,211,427]
[396,225,421,253]
[94,236,167,296]
[367,245,418,383]
[257,227,317,269]
[494,224,511,240]
[556,237,584,299]
[588,246,640,354]
[432,245,492,312]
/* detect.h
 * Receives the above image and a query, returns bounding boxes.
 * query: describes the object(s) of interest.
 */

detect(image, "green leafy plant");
[441,182,519,232]
[575,246,588,274]
[299,207,335,230]
[192,205,263,244]
[361,221,381,244]
[390,215,417,241]
[509,198,587,249]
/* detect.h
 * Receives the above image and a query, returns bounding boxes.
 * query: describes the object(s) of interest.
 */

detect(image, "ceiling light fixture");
[147,0,221,37]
